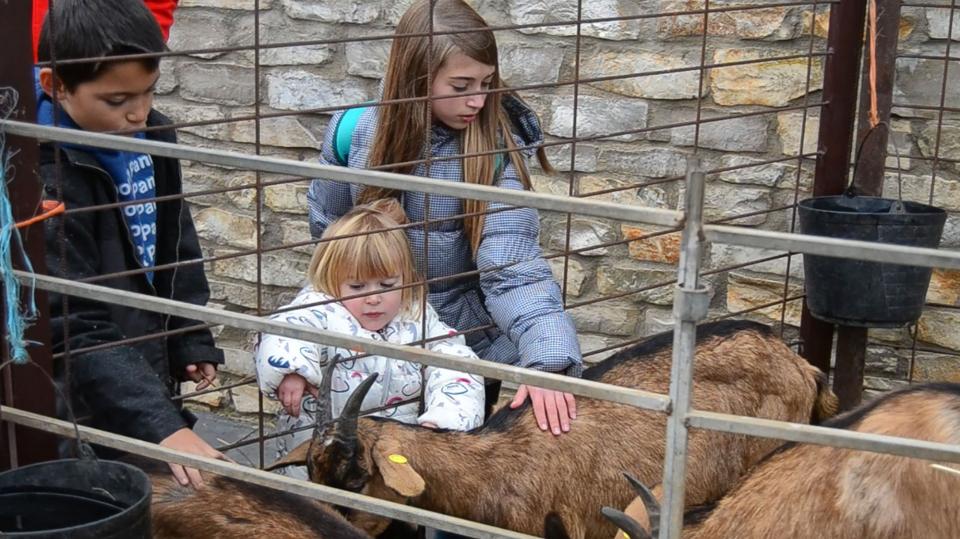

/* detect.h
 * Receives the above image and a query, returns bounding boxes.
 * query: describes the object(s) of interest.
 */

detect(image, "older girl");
[307,0,582,436]
[256,199,484,478]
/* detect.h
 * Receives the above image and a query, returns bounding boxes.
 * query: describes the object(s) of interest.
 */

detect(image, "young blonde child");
[256,199,484,478]
[307,0,582,436]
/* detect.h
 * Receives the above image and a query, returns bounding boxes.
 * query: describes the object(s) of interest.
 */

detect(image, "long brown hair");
[358,0,552,256]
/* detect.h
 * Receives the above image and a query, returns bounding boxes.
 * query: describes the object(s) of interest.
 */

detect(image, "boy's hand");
[159,427,229,489]
[510,385,577,436]
[278,373,312,417]
[185,363,217,391]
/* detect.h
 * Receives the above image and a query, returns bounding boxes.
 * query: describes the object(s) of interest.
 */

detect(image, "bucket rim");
[0,458,151,536]
[798,195,946,216]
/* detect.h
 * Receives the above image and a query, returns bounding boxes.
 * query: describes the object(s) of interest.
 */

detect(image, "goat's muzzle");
[309,373,379,491]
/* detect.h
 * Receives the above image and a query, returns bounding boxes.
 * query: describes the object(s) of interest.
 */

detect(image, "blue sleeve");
[476,157,583,376]
[307,110,357,239]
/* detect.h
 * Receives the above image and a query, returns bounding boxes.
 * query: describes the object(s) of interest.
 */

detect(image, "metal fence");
[2,0,960,538]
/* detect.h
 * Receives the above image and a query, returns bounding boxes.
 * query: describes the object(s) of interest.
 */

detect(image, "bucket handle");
[849,121,907,214]
[0,358,97,462]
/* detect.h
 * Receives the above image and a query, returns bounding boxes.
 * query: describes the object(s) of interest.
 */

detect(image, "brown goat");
[137,460,372,538]
[272,320,837,538]
[604,382,960,539]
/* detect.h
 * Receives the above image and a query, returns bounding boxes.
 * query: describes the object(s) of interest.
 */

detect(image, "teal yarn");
[0,88,38,364]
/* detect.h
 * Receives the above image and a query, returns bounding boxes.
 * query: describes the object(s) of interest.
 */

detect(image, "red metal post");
[0,0,59,468]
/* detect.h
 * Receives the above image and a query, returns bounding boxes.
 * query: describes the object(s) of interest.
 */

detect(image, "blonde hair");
[358,0,552,256]
[308,199,422,316]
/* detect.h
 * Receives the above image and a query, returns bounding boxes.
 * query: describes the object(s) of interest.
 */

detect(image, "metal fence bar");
[705,225,960,269]
[0,406,536,539]
[687,410,960,464]
[4,99,828,174]
[0,120,682,228]
[660,158,709,539]
[9,120,960,271]
[12,270,670,412]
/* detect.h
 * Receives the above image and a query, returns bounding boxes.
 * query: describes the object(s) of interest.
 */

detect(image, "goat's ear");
[264,440,311,471]
[372,440,425,497]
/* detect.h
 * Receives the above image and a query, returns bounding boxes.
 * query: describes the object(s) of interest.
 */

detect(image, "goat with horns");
[588,382,960,539]
[270,320,837,538]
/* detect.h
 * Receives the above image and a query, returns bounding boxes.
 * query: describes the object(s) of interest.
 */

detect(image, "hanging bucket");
[798,194,946,328]
[0,361,151,537]
[0,454,152,538]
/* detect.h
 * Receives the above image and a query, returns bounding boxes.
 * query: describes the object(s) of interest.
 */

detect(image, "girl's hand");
[509,385,577,436]
[278,373,308,417]
[185,363,217,391]
[159,427,229,489]
[420,422,439,429]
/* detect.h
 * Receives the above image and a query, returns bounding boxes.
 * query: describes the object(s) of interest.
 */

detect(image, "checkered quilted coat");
[307,95,582,377]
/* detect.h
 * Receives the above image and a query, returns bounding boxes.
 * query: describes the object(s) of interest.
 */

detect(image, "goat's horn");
[313,358,339,434]
[601,507,653,539]
[334,373,379,447]
[623,473,661,538]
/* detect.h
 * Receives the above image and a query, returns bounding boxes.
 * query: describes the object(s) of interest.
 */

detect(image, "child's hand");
[185,363,217,391]
[278,373,312,417]
[159,427,230,489]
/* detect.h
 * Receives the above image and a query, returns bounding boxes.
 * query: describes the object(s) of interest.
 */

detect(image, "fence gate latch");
[673,284,711,322]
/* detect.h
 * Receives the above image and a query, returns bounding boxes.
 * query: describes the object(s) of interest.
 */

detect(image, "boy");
[36,0,224,488]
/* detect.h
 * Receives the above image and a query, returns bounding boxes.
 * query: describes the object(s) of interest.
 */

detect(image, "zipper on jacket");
[374,331,393,409]
[73,160,158,296]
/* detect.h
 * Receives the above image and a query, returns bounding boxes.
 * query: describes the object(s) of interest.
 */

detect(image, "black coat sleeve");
[42,160,189,444]
[155,152,224,377]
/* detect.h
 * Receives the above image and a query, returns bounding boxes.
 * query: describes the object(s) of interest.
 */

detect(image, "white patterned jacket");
[255,287,485,468]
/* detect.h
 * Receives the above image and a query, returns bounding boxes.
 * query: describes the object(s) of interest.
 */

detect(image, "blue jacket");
[307,97,582,376]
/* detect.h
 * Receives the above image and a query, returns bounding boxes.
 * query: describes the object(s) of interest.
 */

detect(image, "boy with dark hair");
[36,0,225,488]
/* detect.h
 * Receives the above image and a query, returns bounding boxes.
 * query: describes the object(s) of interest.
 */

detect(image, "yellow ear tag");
[388,454,408,465]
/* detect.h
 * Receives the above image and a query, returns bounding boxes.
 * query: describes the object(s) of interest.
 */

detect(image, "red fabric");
[31,0,49,62]
[32,0,177,61]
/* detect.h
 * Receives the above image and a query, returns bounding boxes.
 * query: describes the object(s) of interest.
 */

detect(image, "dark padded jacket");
[39,110,223,444]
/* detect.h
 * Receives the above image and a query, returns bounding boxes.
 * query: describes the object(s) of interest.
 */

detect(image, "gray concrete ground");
[191,410,279,468]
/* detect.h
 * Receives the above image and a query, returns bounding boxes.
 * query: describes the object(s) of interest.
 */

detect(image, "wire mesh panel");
[886,1,960,391]
[2,0,960,538]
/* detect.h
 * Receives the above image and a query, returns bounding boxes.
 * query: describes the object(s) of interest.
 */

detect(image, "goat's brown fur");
[617,383,960,539]
[280,320,836,539]
[147,467,370,538]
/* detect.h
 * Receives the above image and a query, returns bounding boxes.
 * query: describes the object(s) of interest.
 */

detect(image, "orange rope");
[868,0,880,128]
[14,200,65,229]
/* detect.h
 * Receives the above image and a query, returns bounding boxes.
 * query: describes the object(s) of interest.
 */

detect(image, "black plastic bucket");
[798,195,946,328]
[0,458,151,538]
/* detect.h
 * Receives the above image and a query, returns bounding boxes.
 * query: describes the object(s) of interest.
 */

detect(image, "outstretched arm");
[477,159,583,434]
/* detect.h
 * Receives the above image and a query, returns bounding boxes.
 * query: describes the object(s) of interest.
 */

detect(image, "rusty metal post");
[0,0,59,468]
[801,0,869,408]
[829,0,905,411]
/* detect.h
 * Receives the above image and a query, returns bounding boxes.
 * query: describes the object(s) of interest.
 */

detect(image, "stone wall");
[155,1,960,414]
